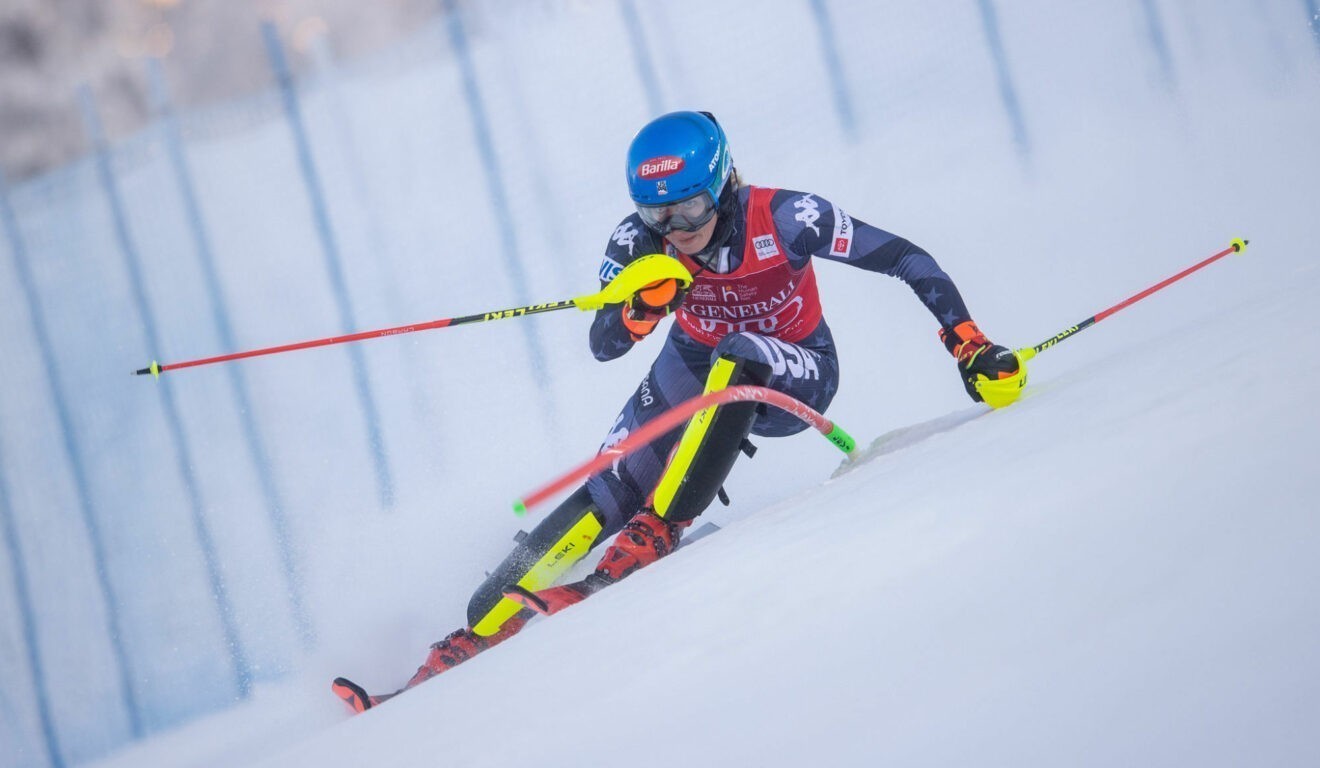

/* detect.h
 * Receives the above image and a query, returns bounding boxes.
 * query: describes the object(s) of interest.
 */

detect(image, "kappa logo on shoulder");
[793,195,821,236]
[752,234,780,260]
[611,221,640,256]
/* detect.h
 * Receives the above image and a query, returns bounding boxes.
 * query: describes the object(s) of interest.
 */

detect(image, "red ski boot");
[404,615,528,688]
[332,615,528,714]
[595,508,687,581]
[505,509,687,616]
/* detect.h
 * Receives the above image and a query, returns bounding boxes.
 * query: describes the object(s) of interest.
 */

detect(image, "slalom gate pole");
[513,385,856,516]
[133,252,694,378]
[1017,238,1248,362]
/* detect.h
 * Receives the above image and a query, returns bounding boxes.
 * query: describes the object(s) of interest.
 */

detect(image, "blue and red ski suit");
[584,186,975,532]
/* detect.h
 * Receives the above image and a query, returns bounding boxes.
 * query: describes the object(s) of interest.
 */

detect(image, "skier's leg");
[387,486,607,692]
[517,351,775,617]
[584,333,711,536]
[586,332,840,583]
[373,339,708,703]
[466,485,607,636]
[338,333,836,711]
[502,336,727,614]
[588,353,767,582]
[463,332,716,634]
[506,331,839,616]
[714,331,841,439]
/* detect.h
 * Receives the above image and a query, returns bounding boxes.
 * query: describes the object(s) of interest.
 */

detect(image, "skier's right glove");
[621,278,687,341]
[939,320,1023,406]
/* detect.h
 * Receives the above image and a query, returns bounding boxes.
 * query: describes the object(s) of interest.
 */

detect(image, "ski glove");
[621,278,687,341]
[939,320,1020,403]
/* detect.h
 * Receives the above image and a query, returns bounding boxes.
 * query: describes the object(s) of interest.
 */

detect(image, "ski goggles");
[635,191,718,235]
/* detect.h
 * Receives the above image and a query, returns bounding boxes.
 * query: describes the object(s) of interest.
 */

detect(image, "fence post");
[145,58,313,648]
[305,37,404,328]
[78,84,252,699]
[441,0,558,424]
[618,0,664,116]
[0,424,64,767]
[1,169,143,739]
[1306,0,1320,58]
[1137,0,1177,92]
[974,0,1031,162]
[807,0,858,141]
[261,21,396,510]
[473,24,572,295]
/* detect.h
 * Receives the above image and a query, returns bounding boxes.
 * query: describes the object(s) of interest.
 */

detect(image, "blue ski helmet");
[626,111,733,208]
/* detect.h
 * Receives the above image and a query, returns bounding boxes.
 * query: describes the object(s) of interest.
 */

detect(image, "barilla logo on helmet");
[638,156,685,179]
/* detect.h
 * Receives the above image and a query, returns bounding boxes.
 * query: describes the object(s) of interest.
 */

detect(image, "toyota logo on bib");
[638,156,685,179]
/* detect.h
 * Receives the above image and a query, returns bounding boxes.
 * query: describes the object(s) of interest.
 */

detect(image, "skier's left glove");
[621,278,687,341]
[939,320,1023,406]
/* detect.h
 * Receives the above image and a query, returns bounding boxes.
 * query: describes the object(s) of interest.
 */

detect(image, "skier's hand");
[621,278,687,341]
[939,320,1022,405]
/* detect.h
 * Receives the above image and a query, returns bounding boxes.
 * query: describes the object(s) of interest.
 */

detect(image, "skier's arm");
[590,302,637,361]
[770,190,972,332]
[589,216,666,361]
[773,191,1022,405]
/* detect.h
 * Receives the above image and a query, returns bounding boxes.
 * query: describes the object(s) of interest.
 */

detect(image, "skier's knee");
[652,353,767,523]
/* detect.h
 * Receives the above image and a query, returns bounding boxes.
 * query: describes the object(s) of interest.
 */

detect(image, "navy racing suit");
[584,186,974,533]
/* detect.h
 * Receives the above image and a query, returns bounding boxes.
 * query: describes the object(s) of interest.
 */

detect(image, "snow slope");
[95,253,1320,768]
[3,0,1316,765]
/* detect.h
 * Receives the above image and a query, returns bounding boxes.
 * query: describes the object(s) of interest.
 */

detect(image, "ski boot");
[505,508,687,615]
[332,615,528,714]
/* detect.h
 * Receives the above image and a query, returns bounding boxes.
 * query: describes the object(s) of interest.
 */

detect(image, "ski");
[331,677,396,713]
[678,520,722,548]
[332,521,722,713]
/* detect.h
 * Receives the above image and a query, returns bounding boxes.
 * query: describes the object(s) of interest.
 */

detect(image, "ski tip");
[331,677,373,714]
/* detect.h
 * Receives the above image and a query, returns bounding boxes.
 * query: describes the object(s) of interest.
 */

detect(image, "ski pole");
[512,385,856,516]
[134,299,579,378]
[134,253,692,378]
[1016,238,1249,362]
